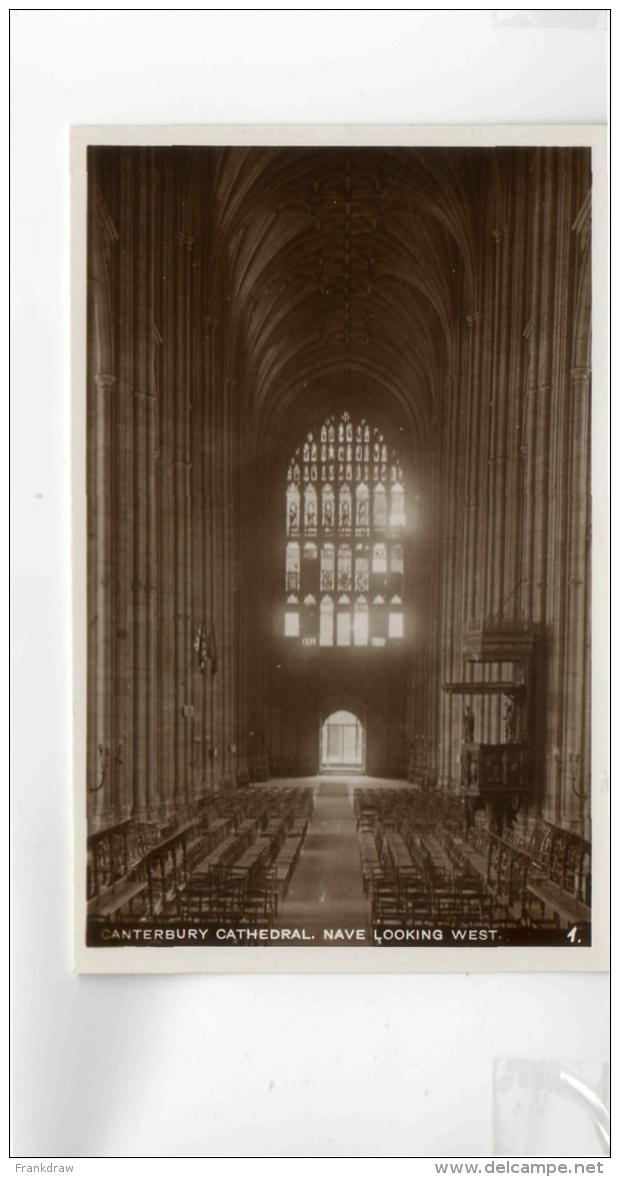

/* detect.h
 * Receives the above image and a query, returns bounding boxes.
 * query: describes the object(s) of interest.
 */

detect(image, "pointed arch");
[283,409,407,645]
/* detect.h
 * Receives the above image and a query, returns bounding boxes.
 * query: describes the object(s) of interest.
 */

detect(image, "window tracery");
[284,411,405,646]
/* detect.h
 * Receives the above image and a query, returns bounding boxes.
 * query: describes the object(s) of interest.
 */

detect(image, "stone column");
[158,185,178,820]
[562,365,591,832]
[221,375,235,790]
[202,316,216,793]
[172,230,194,817]
[488,223,511,620]
[438,371,460,790]
[115,154,137,823]
[233,415,250,786]
[210,337,225,791]
[90,372,117,829]
[462,311,483,619]
[132,384,149,820]
[146,327,162,819]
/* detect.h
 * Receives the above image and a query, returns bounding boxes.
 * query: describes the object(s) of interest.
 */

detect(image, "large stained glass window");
[284,411,405,647]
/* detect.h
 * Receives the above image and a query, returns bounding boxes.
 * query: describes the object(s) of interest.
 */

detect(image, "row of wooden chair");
[88,784,314,925]
[177,787,314,927]
[450,821,592,929]
[356,788,519,936]
[178,865,280,928]
[371,871,496,932]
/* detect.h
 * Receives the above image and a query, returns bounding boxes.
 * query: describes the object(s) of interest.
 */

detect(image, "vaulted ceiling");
[209,147,491,447]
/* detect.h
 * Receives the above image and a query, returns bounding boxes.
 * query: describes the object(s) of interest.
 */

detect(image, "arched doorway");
[320,710,365,772]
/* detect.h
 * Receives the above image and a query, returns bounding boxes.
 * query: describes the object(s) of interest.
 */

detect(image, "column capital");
[492,223,511,244]
[570,366,591,383]
[176,230,195,251]
[95,372,116,393]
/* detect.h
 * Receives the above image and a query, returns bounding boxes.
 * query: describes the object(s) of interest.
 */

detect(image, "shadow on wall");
[270,677,407,778]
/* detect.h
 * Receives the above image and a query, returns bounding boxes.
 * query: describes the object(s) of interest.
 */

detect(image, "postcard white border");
[71,123,609,975]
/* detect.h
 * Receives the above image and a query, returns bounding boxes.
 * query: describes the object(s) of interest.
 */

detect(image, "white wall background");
[10,9,609,1162]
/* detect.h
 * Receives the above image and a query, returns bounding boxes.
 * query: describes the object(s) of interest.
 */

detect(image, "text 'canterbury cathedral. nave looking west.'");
[85,145,593,949]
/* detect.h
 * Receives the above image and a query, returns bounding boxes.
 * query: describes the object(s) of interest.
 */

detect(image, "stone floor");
[268,774,412,937]
[275,776,369,936]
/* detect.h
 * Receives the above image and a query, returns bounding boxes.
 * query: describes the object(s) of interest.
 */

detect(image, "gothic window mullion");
[284,410,406,646]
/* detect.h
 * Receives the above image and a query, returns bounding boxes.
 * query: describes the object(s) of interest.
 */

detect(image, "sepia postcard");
[72,125,608,973]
